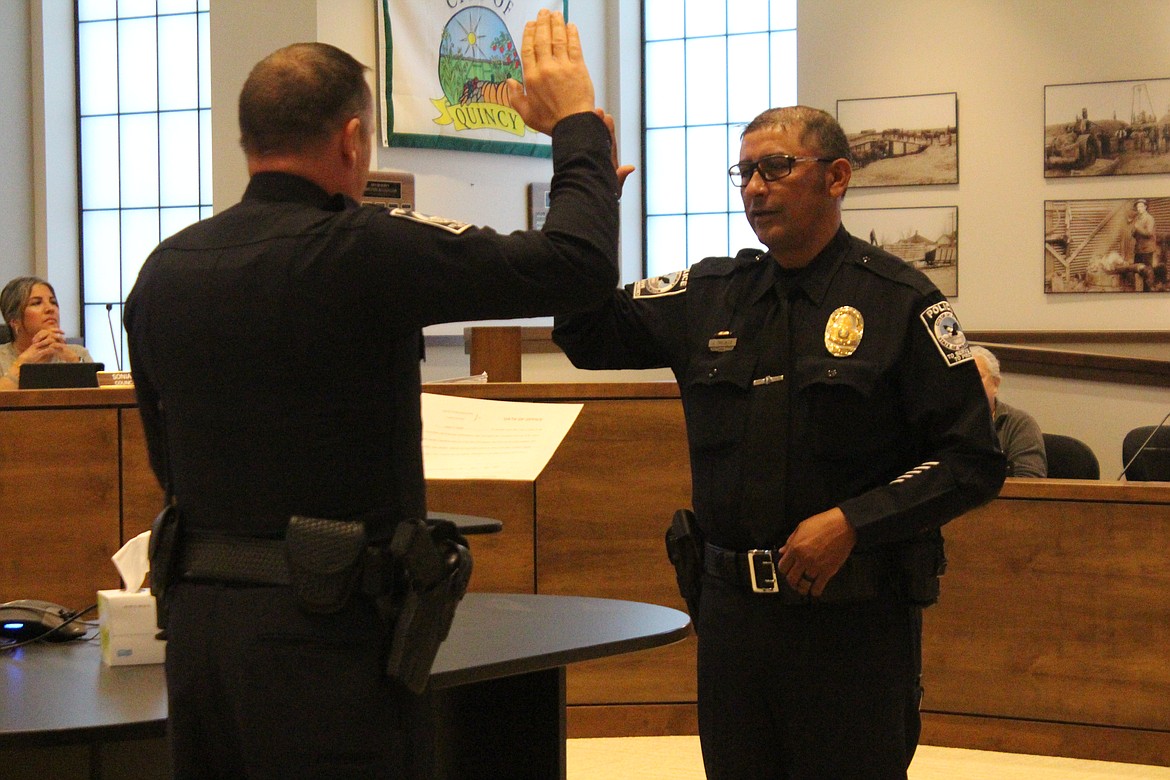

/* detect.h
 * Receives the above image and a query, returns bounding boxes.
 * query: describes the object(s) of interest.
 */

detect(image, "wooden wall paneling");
[120,408,165,543]
[923,496,1170,733]
[426,479,537,594]
[534,398,697,706]
[567,703,699,739]
[0,408,121,608]
[467,326,522,382]
[920,712,1170,767]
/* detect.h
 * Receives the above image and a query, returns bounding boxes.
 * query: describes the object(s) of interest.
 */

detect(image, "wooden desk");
[0,593,690,780]
[921,478,1170,766]
[5,386,1170,764]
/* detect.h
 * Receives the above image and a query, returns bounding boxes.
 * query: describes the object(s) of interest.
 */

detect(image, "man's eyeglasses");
[728,154,836,187]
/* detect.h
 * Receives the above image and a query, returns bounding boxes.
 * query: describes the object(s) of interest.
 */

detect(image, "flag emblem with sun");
[379,1,564,157]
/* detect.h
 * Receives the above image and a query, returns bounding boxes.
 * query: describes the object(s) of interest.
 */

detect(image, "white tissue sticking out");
[111,530,152,592]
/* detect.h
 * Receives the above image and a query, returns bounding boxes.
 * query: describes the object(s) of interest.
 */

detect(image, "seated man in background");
[0,276,94,390]
[970,345,1046,477]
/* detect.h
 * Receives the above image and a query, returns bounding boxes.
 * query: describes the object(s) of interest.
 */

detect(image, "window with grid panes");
[643,0,796,277]
[77,0,211,370]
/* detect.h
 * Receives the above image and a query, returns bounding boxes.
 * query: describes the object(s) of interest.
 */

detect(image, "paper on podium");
[421,393,582,480]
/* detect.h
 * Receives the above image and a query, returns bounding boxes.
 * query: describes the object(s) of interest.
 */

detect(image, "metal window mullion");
[681,1,688,269]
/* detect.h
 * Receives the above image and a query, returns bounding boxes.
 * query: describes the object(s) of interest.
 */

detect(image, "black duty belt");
[703,543,887,605]
[179,534,292,586]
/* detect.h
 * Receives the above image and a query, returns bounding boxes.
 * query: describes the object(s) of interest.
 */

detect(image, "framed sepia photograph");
[1044,77,1170,178]
[842,205,958,296]
[836,92,958,187]
[1045,197,1169,293]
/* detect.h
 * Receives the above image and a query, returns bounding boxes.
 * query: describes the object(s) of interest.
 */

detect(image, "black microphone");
[105,303,123,371]
[1117,408,1170,480]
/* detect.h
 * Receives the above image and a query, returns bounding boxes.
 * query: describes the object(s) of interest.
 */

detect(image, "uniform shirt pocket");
[682,350,757,453]
[793,357,896,458]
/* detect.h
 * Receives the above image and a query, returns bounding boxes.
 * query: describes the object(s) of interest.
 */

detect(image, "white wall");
[1,2,34,287]
[798,0,1170,474]
[799,0,1170,331]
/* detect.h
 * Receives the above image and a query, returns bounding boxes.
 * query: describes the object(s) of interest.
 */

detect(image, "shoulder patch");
[919,301,973,367]
[633,269,689,298]
[389,207,472,235]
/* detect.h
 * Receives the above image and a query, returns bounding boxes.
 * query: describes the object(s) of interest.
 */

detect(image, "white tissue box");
[97,588,166,666]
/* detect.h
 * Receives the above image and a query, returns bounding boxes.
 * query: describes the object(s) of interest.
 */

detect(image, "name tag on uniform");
[708,331,736,352]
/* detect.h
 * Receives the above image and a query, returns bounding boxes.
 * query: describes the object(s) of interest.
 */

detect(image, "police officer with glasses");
[553,105,1005,779]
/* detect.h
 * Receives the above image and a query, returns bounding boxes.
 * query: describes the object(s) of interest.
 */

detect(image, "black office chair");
[1042,433,1100,479]
[1120,426,1170,481]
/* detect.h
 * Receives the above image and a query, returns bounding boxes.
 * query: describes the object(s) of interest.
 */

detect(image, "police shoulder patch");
[919,301,972,367]
[632,269,689,298]
[389,207,472,235]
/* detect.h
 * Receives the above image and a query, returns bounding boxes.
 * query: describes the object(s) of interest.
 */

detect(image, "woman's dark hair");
[239,42,371,156]
[1,276,54,329]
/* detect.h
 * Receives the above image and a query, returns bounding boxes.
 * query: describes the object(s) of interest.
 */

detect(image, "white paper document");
[421,393,583,481]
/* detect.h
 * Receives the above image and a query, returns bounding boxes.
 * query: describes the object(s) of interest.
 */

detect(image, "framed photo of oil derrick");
[1044,77,1170,178]
[842,206,959,296]
[836,92,958,188]
[1045,197,1169,293]
[378,0,565,157]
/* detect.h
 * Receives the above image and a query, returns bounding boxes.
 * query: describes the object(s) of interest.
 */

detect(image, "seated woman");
[1,277,95,390]
[970,345,1047,478]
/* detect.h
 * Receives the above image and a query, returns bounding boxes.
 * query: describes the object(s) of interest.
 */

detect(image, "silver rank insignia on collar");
[708,330,736,352]
[824,306,863,357]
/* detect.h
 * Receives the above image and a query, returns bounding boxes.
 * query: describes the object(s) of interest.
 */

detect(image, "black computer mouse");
[0,599,88,642]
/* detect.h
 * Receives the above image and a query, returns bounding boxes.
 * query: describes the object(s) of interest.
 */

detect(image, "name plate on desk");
[97,371,134,387]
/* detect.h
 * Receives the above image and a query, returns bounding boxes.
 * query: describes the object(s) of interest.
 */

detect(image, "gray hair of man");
[741,106,853,163]
[1,276,54,331]
[968,344,1001,379]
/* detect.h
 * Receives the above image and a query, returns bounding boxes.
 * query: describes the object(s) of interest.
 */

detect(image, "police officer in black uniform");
[553,106,1005,779]
[126,12,626,778]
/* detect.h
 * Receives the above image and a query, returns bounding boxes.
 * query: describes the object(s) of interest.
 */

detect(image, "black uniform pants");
[696,574,923,780]
[164,581,418,779]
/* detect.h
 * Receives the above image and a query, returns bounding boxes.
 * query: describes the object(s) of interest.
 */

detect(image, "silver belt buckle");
[747,549,780,593]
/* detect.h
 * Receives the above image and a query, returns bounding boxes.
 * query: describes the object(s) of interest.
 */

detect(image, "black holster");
[379,518,473,695]
[665,508,703,629]
[897,529,947,606]
[148,503,181,635]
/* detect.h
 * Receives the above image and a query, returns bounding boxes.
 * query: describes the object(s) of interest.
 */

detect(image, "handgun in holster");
[665,508,703,628]
[380,518,473,695]
[148,503,182,637]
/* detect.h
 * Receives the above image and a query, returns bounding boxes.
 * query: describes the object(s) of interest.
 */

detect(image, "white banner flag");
[378,0,566,157]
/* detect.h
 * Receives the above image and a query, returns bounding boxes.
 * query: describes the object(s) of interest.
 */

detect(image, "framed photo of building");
[836,92,958,187]
[842,205,959,296]
[1045,197,1169,293]
[1044,77,1170,178]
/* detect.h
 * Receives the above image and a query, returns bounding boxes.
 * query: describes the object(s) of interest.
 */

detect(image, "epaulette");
[632,250,764,298]
[687,248,765,279]
[388,207,473,235]
[849,245,939,297]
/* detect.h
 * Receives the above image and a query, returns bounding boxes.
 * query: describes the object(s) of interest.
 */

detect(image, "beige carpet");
[566,737,1170,780]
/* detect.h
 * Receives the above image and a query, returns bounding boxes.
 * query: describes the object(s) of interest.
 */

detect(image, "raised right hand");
[507,10,595,135]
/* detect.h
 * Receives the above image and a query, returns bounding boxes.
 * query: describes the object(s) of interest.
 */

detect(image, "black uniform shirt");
[554,228,1005,551]
[126,112,619,539]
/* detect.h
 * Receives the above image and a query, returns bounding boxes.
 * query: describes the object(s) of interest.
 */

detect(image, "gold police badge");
[824,306,864,357]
